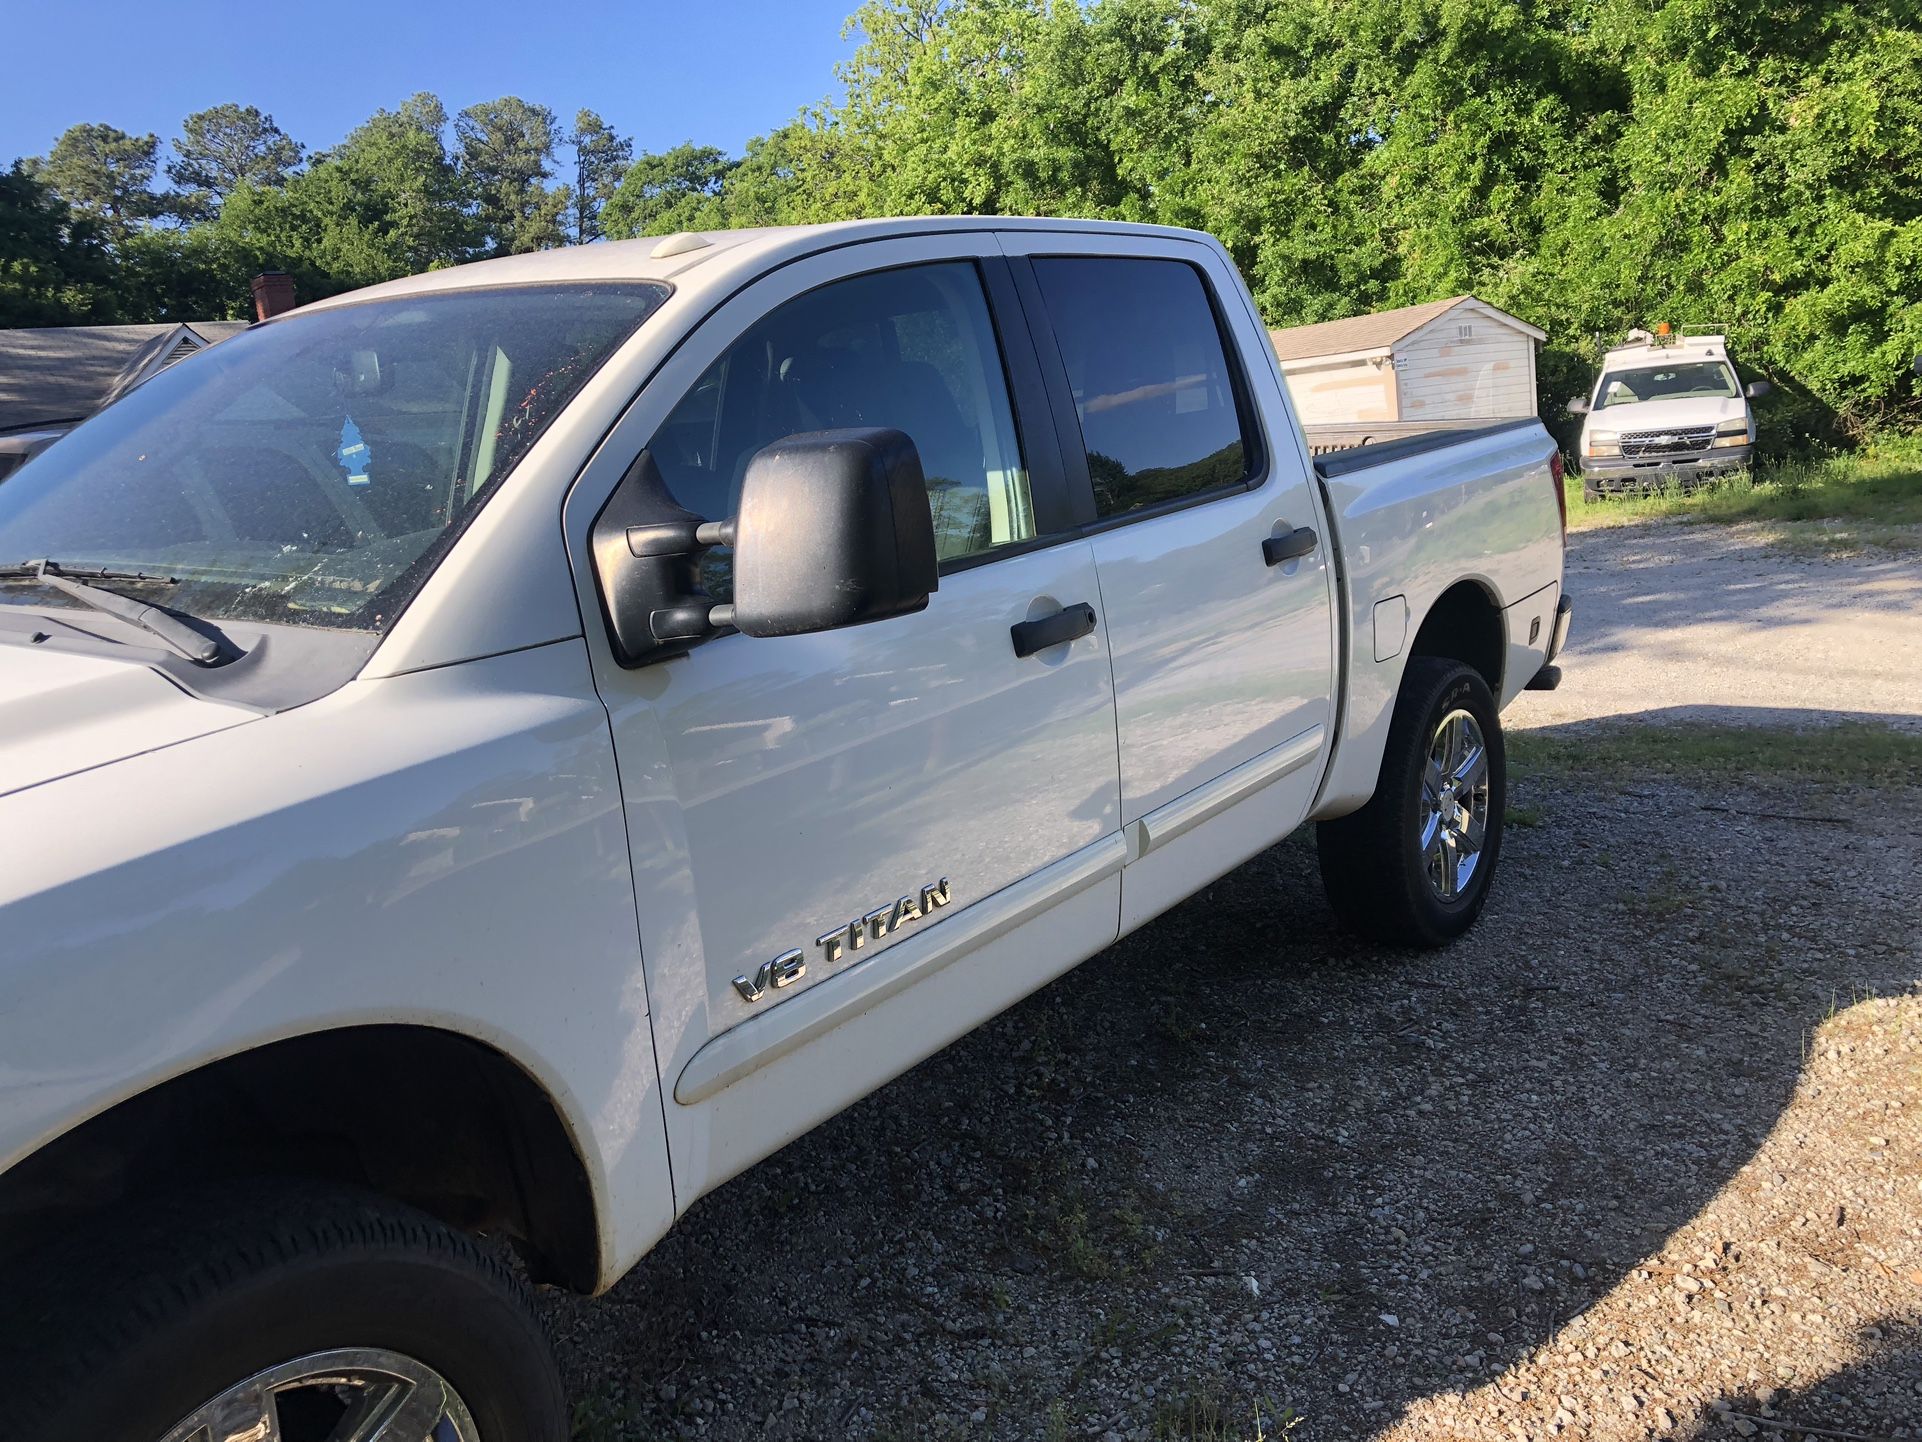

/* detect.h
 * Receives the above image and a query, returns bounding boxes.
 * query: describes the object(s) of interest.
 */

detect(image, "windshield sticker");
[336,418,374,487]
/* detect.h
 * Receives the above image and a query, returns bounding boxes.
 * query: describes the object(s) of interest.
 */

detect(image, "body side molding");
[674,830,1128,1105]
[1129,723,1326,860]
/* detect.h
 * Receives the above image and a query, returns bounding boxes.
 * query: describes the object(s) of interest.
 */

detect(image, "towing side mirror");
[726,428,938,637]
[589,427,937,667]
[1745,379,1772,399]
[1565,397,1591,415]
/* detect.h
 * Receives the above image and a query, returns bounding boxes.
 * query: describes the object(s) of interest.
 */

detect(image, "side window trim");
[1007,256,1101,531]
[1008,252,1272,536]
[976,255,1079,542]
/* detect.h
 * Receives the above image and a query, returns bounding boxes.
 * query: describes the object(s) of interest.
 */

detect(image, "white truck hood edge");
[0,645,260,799]
[1586,395,1746,433]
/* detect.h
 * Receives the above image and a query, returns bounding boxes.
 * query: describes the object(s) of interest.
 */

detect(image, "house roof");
[1268,295,1545,362]
[0,321,248,435]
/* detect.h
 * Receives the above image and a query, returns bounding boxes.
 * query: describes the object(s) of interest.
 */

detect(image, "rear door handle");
[1011,602,1097,658]
[1263,526,1319,566]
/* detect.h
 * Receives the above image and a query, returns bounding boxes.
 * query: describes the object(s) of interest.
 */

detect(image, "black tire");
[1316,657,1506,948]
[1581,477,1601,503]
[1,1183,566,1442]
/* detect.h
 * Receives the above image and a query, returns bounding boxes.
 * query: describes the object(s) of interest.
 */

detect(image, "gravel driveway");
[1510,521,1922,732]
[548,523,1922,1442]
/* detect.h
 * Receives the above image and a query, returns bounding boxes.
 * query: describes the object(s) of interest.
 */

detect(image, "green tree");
[114,226,251,321]
[570,109,633,242]
[166,104,304,221]
[32,122,165,226]
[601,143,736,238]
[1566,0,1922,437]
[210,92,474,297]
[0,162,115,325]
[455,97,568,255]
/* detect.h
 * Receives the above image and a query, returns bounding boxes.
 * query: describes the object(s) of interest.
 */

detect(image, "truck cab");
[1568,329,1770,497]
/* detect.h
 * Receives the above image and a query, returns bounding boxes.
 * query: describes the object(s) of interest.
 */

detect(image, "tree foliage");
[455,97,569,256]
[602,143,736,238]
[166,104,304,221]
[0,163,115,326]
[570,109,634,242]
[31,123,167,227]
[4,2,1918,440]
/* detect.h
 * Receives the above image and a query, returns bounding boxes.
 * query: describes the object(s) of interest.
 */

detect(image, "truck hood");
[0,645,259,798]
[1585,394,1746,434]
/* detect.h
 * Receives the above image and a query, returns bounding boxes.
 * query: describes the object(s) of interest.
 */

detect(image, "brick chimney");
[250,271,297,321]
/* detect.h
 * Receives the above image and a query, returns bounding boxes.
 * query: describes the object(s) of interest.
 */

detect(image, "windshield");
[0,282,666,631]
[1595,360,1738,408]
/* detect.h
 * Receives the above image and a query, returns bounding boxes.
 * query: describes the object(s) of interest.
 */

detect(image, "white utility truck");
[0,218,1569,1441]
[1567,326,1771,498]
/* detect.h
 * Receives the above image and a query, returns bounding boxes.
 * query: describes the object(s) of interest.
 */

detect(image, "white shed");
[1269,295,1546,427]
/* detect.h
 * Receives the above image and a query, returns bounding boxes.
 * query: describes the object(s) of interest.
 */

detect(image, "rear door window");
[1028,257,1254,521]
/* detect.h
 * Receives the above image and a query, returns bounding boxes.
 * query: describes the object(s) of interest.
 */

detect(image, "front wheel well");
[1407,580,1504,695]
[0,1025,600,1292]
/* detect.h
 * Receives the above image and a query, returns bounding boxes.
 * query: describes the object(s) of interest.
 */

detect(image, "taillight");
[1549,450,1567,538]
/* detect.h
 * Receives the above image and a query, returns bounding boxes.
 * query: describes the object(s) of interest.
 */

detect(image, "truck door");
[566,237,1124,1206]
[999,233,1337,932]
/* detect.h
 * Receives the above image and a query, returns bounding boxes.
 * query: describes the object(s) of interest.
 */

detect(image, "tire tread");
[4,1183,558,1442]
[1316,656,1505,948]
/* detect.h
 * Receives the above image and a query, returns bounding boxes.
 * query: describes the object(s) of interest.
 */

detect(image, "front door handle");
[1263,526,1319,566]
[1011,602,1097,658]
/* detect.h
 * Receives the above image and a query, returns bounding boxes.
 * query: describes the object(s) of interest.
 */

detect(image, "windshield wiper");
[0,560,224,665]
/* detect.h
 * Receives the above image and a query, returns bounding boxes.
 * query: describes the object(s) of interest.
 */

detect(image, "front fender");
[0,639,674,1290]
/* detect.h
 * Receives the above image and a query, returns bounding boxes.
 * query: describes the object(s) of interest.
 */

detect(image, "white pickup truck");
[1567,329,1771,498]
[0,218,1568,1441]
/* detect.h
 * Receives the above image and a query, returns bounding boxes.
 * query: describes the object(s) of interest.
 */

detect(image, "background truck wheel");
[1581,477,1601,503]
[2,1183,566,1442]
[1316,656,1506,948]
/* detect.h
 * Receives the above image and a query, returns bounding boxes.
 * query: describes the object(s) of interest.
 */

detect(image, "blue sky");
[0,0,862,169]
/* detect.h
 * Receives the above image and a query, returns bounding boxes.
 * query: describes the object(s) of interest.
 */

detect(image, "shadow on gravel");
[1683,1332,1922,1442]
[1557,524,1922,668]
[551,713,1922,1441]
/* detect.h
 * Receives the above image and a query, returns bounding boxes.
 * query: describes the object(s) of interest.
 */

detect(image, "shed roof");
[1268,295,1545,362]
[0,321,248,435]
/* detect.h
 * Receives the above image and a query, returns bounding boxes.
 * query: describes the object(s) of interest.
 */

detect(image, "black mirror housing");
[728,428,938,638]
[1565,397,1591,415]
[1745,379,1772,399]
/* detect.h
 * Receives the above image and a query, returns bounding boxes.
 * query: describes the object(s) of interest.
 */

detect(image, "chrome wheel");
[159,1348,479,1442]
[1419,707,1489,902]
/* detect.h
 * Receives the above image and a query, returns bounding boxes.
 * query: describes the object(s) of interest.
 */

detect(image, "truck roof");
[1601,334,1732,367]
[302,216,1225,313]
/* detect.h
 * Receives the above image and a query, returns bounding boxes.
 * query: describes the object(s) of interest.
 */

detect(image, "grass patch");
[1566,441,1922,549]
[1507,801,1546,828]
[1510,722,1922,785]
[1151,1392,1298,1441]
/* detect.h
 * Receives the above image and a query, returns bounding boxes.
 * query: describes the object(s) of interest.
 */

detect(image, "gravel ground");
[546,522,1922,1441]
[547,760,1921,1441]
[1508,521,1922,731]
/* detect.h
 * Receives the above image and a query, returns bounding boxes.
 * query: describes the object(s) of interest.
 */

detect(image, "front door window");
[645,262,1036,599]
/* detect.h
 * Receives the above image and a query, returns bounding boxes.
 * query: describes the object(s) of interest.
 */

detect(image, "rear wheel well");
[1408,581,1504,695]
[0,1026,600,1292]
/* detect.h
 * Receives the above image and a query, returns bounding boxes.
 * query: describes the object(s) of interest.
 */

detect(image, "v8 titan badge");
[733,878,952,1003]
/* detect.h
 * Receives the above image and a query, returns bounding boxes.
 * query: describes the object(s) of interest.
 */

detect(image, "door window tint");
[647,262,1034,601]
[1030,257,1252,520]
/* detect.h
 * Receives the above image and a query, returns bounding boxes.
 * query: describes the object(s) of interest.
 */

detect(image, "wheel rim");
[159,1348,479,1442]
[1419,707,1490,904]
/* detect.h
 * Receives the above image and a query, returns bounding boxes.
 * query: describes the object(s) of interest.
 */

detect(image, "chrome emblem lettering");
[739,878,953,1004]
[732,948,805,1004]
